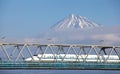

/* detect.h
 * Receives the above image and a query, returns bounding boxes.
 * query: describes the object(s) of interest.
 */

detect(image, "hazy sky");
[0,0,120,38]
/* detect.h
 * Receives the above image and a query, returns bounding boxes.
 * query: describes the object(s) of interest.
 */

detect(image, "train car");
[25,54,120,63]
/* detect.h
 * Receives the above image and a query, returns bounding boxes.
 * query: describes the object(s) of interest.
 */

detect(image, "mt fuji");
[1,14,119,46]
[52,14,100,30]
[22,14,120,45]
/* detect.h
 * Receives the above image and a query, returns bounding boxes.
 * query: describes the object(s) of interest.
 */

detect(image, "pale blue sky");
[0,0,120,38]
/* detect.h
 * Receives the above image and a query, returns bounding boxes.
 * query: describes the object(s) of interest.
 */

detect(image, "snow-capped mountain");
[52,14,100,30]
[22,14,120,45]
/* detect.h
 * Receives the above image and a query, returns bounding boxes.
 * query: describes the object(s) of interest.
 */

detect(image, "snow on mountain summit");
[52,14,100,30]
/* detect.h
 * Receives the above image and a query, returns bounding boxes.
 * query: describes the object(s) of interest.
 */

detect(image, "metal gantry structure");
[0,43,120,70]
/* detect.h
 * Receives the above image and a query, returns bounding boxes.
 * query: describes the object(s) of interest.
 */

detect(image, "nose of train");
[25,56,39,61]
[25,58,32,61]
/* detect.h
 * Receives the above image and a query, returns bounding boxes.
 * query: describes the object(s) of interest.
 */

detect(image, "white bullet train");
[25,54,120,63]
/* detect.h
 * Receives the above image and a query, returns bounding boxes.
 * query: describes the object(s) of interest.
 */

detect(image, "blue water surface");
[0,70,120,74]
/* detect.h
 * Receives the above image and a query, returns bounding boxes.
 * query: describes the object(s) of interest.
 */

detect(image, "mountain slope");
[24,14,120,45]
[52,14,100,30]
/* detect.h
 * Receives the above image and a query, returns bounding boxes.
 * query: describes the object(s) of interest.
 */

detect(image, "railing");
[0,43,120,63]
[0,43,120,70]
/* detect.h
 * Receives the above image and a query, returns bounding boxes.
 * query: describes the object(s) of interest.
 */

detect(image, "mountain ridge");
[51,14,100,30]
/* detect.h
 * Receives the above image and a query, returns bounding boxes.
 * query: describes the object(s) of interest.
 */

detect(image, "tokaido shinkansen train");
[25,54,120,63]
